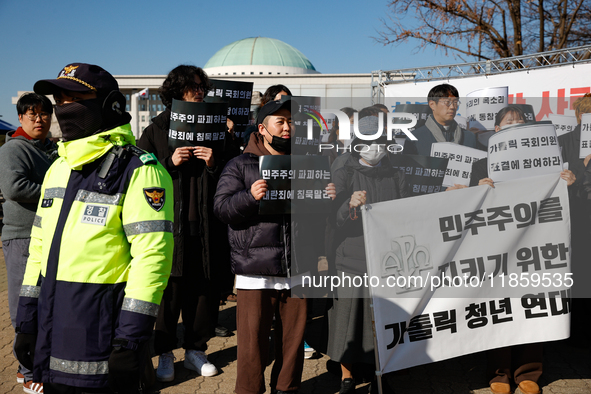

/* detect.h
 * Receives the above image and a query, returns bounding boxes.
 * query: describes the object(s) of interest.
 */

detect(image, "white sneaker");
[23,381,43,394]
[156,352,175,382]
[304,341,316,359]
[184,349,218,377]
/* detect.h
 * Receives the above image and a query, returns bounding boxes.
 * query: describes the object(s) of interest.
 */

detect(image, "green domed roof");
[204,37,316,71]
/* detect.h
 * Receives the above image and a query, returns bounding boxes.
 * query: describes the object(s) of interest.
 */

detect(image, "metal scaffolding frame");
[371,45,591,103]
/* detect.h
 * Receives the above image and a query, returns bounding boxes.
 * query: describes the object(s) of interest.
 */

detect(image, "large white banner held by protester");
[361,173,570,373]
[488,122,562,182]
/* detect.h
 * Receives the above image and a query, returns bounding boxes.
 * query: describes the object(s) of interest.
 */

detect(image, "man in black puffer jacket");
[214,99,307,394]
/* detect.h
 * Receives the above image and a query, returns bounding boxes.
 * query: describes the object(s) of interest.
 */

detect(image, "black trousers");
[154,236,220,354]
[44,383,113,394]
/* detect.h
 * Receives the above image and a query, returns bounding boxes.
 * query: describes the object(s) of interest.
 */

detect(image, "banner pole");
[370,298,384,394]
[362,205,384,394]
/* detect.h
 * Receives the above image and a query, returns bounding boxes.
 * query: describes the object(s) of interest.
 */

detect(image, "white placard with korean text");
[430,143,486,187]
[579,113,591,159]
[548,114,578,137]
[361,173,570,373]
[488,122,562,182]
[466,87,509,131]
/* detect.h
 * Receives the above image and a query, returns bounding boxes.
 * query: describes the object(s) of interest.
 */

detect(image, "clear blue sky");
[0,0,455,127]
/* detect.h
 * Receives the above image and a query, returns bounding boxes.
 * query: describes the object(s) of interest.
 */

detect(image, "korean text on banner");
[579,113,591,159]
[430,143,486,187]
[466,87,508,131]
[390,154,448,196]
[287,96,323,156]
[361,173,570,373]
[548,114,577,137]
[488,122,562,182]
[206,79,253,139]
[258,155,332,215]
[168,99,227,152]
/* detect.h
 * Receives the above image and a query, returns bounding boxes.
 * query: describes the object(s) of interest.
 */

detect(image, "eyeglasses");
[440,99,461,108]
[24,112,51,121]
[187,83,209,93]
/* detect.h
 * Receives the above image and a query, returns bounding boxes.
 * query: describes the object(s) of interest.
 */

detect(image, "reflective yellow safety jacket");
[16,125,173,388]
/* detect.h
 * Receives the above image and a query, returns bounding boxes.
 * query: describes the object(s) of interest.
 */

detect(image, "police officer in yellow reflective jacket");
[14,63,174,394]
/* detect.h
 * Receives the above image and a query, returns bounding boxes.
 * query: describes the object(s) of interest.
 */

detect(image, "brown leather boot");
[518,380,540,394]
[490,382,511,394]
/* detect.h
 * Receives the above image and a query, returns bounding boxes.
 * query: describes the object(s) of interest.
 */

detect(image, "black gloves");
[108,339,142,394]
[14,332,37,371]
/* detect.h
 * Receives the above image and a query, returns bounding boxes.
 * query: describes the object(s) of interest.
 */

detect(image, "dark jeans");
[3,238,33,381]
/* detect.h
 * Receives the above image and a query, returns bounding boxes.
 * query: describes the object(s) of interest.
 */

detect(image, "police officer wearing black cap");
[14,63,174,394]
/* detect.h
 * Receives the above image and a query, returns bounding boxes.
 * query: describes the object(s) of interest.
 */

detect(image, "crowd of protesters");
[1,62,589,394]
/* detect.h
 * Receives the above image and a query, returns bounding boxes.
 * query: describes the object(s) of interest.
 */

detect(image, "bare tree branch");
[374,0,591,61]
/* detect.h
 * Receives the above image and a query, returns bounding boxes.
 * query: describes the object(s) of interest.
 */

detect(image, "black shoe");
[214,325,231,337]
[339,378,355,394]
[369,380,395,394]
[326,359,341,376]
[273,391,298,394]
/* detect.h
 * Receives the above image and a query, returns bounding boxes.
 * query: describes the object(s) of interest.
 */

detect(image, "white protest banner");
[430,143,486,187]
[488,121,562,183]
[579,113,591,159]
[384,62,591,122]
[361,173,571,373]
[466,87,508,131]
[548,114,578,137]
[488,122,562,182]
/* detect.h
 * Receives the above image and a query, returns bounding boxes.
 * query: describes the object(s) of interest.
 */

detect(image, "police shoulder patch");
[139,153,157,165]
[144,188,166,211]
[122,145,157,165]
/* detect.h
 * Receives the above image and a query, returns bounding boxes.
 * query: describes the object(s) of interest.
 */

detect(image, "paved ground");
[0,242,588,393]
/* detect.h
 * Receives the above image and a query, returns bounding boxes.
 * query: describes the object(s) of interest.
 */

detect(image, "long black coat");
[138,109,229,278]
[558,125,591,297]
[332,154,409,275]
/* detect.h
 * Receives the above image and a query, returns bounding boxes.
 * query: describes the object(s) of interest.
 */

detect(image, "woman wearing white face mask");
[470,106,575,188]
[325,107,357,166]
[327,113,409,394]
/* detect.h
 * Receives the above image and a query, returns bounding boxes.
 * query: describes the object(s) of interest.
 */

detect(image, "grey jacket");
[0,131,57,240]
[404,116,478,156]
